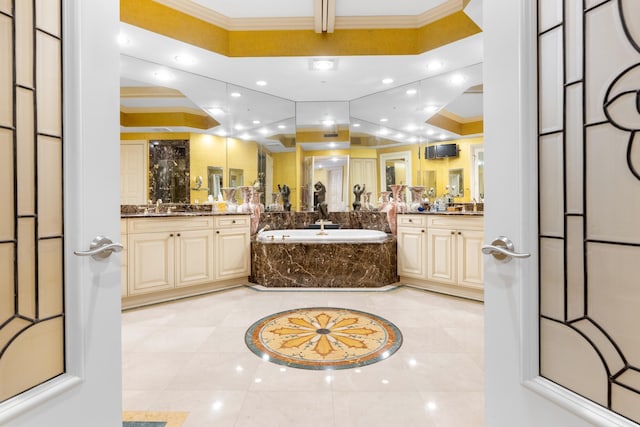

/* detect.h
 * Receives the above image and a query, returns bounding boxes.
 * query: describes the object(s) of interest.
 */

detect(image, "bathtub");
[251,228,397,288]
[257,228,388,243]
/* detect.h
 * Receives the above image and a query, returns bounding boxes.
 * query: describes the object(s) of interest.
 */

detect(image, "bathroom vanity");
[120,213,250,308]
[397,213,484,301]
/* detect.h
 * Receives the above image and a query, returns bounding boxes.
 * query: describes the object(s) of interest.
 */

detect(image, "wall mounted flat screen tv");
[425,145,437,159]
[436,143,459,158]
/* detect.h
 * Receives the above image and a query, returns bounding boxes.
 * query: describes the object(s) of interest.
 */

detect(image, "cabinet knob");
[408,219,412,223]
[421,229,425,233]
[232,220,236,224]
[177,233,181,237]
[216,230,220,234]
[169,233,174,237]
[458,231,462,235]
[451,231,455,235]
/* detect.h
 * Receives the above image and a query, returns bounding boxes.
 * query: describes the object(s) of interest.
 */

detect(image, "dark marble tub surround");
[120,204,248,217]
[250,237,398,288]
[256,211,391,233]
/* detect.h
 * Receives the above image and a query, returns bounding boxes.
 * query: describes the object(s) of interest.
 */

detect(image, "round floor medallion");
[245,307,402,370]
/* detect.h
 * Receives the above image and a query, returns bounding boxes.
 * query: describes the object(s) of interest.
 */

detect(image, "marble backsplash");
[257,211,391,233]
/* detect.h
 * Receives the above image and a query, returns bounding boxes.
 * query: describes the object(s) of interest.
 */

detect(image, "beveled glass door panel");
[0,0,65,404]
[538,0,640,422]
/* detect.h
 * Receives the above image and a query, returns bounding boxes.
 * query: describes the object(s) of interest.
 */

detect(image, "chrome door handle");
[74,236,123,260]
[482,236,531,263]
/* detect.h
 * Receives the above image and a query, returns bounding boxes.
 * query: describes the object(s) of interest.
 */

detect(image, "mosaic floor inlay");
[122,411,188,427]
[245,307,402,370]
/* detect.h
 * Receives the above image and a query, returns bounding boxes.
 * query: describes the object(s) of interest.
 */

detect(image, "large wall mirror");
[120,54,483,210]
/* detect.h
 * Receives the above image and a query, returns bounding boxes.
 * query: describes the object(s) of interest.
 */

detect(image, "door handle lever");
[74,236,123,260]
[482,236,530,263]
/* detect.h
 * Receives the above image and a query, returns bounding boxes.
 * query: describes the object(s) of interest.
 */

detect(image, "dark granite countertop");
[400,211,484,216]
[121,211,251,218]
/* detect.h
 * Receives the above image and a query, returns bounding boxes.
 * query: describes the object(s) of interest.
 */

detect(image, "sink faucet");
[156,199,162,213]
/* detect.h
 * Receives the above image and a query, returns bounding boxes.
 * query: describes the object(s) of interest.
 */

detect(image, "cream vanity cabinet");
[213,215,251,280]
[427,215,484,290]
[397,215,428,280]
[126,216,214,296]
[398,214,484,301]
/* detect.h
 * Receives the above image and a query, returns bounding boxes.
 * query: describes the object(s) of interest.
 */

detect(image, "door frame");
[484,0,638,425]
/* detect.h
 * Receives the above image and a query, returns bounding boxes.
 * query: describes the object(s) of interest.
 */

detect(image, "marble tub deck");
[250,237,398,288]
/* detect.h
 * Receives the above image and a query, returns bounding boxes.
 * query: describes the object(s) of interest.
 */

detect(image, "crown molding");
[120,106,207,116]
[120,86,186,98]
[153,0,465,31]
[439,108,482,124]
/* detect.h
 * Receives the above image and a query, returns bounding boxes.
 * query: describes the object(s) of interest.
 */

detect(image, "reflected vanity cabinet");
[397,214,484,301]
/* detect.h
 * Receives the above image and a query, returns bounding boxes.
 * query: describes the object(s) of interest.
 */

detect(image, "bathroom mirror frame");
[379,151,412,192]
[448,168,464,197]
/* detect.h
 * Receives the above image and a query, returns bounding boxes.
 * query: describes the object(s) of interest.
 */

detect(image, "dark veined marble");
[256,211,391,233]
[250,237,398,288]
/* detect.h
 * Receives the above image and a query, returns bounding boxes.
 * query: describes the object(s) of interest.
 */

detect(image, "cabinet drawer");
[427,215,483,230]
[128,217,214,234]
[398,214,427,228]
[214,215,250,229]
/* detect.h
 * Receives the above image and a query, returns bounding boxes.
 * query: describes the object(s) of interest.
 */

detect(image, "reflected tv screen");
[436,143,459,158]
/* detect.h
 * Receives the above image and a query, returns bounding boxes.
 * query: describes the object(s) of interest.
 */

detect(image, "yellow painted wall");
[272,151,297,209]
[227,137,259,188]
[188,133,227,203]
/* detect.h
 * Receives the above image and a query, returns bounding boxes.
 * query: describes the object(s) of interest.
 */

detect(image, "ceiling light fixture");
[352,123,361,127]
[379,128,389,135]
[206,107,225,116]
[322,119,335,126]
[395,133,404,139]
[174,55,196,65]
[230,92,241,98]
[406,125,417,131]
[240,133,252,140]
[256,80,267,86]
[117,33,130,46]
[426,129,435,136]
[406,89,417,95]
[408,137,418,143]
[234,124,244,130]
[252,120,261,125]
[277,124,286,129]
[152,70,173,82]
[380,118,388,122]
[311,59,336,71]
[328,142,336,148]
[439,133,447,140]
[424,105,440,113]
[216,130,227,137]
[427,60,443,71]
[450,74,466,85]
[382,78,394,84]
[259,128,269,135]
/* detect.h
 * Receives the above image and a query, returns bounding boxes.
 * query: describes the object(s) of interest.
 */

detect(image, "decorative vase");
[409,186,425,212]
[221,187,237,213]
[249,188,263,234]
[238,186,253,213]
[388,184,408,234]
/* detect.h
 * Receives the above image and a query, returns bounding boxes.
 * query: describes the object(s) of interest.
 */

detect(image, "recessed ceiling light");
[259,128,269,135]
[117,33,130,46]
[322,119,335,126]
[240,133,252,140]
[230,92,241,98]
[439,133,447,140]
[427,60,443,71]
[424,105,440,113]
[379,128,389,135]
[234,124,244,130]
[408,137,417,143]
[328,142,336,148]
[406,125,417,131]
[174,55,196,65]
[311,59,336,71]
[382,78,394,84]
[426,402,438,411]
[352,123,361,127]
[450,74,466,85]
[207,107,225,115]
[252,120,261,125]
[406,89,417,95]
[395,133,404,139]
[256,80,267,86]
[277,124,286,129]
[426,129,435,136]
[380,118,388,122]
[216,130,227,137]
[152,70,173,82]
[331,157,339,162]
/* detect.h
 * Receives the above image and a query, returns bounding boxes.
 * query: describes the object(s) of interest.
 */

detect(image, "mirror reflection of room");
[148,140,190,203]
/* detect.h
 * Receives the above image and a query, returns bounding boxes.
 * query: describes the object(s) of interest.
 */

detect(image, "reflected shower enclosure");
[149,140,190,203]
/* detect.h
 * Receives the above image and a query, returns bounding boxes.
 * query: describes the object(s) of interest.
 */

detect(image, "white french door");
[0,1,122,426]
[485,0,639,425]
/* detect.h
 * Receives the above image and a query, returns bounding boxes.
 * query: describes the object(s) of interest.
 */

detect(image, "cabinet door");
[128,232,174,295]
[120,140,147,205]
[397,226,427,279]
[457,229,484,289]
[175,229,214,288]
[214,228,250,280]
[427,228,456,285]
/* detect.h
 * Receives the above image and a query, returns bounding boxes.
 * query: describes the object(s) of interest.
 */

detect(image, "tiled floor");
[122,285,484,427]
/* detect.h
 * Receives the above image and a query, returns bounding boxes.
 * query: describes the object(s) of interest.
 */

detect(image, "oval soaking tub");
[257,228,388,243]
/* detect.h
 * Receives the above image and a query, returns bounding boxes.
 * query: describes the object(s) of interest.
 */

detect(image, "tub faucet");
[317,219,328,236]
[257,225,271,234]
[155,199,162,213]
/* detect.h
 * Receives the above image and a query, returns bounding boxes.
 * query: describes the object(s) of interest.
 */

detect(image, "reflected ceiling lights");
[277,124,286,129]
[450,74,466,85]
[406,89,417,95]
[382,78,394,84]
[207,107,225,115]
[322,119,335,126]
[424,105,440,113]
[152,70,173,81]
[427,60,443,71]
[256,80,267,86]
[174,55,196,65]
[230,92,242,97]
[117,33,130,46]
[352,123,360,127]
[311,59,336,71]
